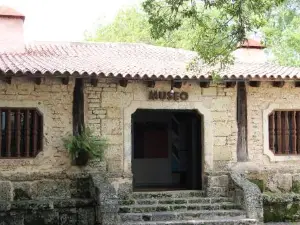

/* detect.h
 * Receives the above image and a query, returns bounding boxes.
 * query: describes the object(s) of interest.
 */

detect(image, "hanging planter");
[63,127,107,166]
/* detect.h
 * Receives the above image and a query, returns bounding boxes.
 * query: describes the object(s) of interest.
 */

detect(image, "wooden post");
[73,79,85,135]
[236,82,248,161]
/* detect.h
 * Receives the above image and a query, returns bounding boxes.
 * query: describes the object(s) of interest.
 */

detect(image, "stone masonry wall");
[246,82,300,192]
[85,79,237,180]
[0,77,74,172]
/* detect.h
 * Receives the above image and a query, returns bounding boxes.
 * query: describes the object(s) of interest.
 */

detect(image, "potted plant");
[63,127,107,166]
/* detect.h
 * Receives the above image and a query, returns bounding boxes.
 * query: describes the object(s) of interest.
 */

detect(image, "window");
[0,108,43,158]
[269,110,300,155]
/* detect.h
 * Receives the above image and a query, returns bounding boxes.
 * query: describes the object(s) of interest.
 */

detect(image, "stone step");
[122,218,258,225]
[120,197,233,206]
[131,190,206,199]
[119,202,241,213]
[120,210,246,222]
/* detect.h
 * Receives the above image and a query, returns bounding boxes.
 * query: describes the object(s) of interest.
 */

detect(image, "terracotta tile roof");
[0,6,25,20]
[0,42,299,80]
[240,39,265,49]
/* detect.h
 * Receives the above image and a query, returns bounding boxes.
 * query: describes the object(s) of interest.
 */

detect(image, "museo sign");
[149,90,189,101]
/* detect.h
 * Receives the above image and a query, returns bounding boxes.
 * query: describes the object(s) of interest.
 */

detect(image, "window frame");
[0,107,44,159]
[263,104,300,162]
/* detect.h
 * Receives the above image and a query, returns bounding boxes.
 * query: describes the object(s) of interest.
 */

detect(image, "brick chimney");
[233,39,268,63]
[0,6,25,53]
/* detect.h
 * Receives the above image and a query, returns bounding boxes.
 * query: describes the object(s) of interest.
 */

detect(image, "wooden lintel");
[4,77,12,84]
[199,80,210,88]
[34,77,42,85]
[272,81,285,87]
[295,81,300,87]
[91,78,98,87]
[62,77,69,85]
[147,80,156,88]
[248,81,261,87]
[173,81,182,89]
[225,81,236,88]
[119,79,128,87]
[236,82,248,162]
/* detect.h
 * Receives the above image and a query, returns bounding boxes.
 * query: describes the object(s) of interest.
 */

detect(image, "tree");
[86,6,194,50]
[142,0,285,66]
[263,0,300,66]
[88,0,300,68]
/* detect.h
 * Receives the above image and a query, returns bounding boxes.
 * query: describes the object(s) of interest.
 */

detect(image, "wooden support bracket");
[119,79,128,87]
[199,80,210,88]
[272,81,285,87]
[147,80,156,88]
[248,81,261,87]
[62,77,69,85]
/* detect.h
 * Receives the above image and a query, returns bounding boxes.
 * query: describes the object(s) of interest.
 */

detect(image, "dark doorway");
[132,109,203,191]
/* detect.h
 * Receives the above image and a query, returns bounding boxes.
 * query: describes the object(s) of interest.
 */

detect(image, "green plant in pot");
[63,127,107,166]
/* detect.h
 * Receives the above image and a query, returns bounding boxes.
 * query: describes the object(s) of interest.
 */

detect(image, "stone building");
[1,5,300,225]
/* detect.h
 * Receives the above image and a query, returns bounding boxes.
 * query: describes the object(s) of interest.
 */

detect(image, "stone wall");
[0,77,74,172]
[0,171,98,225]
[246,82,300,191]
[85,79,237,180]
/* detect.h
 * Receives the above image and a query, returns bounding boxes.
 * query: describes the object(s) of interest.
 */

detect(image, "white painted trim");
[263,103,300,162]
[123,100,214,174]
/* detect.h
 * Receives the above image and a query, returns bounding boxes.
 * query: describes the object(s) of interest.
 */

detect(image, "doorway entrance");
[132,109,203,191]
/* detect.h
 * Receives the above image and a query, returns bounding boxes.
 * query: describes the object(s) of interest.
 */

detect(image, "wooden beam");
[119,79,128,87]
[34,77,42,85]
[248,81,261,87]
[199,80,210,88]
[73,79,85,135]
[62,77,69,85]
[272,81,285,87]
[236,82,248,162]
[147,80,156,88]
[225,81,236,88]
[174,81,182,89]
[91,78,98,87]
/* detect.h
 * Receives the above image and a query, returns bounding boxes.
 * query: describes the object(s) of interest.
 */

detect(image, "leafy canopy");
[263,0,300,66]
[87,0,300,67]
[86,7,195,50]
[142,0,284,66]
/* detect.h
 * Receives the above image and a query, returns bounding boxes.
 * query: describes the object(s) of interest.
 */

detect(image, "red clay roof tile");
[0,6,25,20]
[0,42,299,80]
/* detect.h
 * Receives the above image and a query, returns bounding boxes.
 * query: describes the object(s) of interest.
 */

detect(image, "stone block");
[293,175,300,193]
[101,119,122,135]
[213,122,233,136]
[106,108,122,119]
[201,87,217,96]
[207,175,229,187]
[266,174,292,193]
[213,146,233,161]
[13,182,32,200]
[277,174,292,192]
[70,178,92,198]
[0,181,13,201]
[214,137,227,146]
[101,92,133,108]
[211,97,233,111]
[24,211,59,225]
[31,179,71,199]
[77,208,95,225]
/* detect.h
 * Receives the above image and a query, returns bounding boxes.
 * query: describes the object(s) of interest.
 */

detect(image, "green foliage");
[142,0,285,66]
[263,0,300,66]
[86,6,194,50]
[63,127,107,161]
